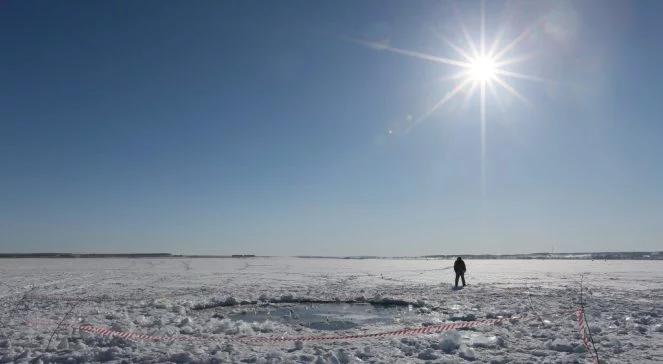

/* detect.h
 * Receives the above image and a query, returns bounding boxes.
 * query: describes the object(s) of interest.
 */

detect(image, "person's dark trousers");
[455,272,466,287]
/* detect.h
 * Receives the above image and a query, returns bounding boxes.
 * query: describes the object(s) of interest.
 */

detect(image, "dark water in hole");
[228,302,418,331]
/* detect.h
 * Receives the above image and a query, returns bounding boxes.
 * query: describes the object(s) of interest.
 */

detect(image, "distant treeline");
[420,252,663,260]
[0,253,256,258]
[297,251,663,260]
[2,252,660,260]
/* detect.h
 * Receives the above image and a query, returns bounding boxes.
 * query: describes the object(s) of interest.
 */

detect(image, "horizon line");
[0,251,661,259]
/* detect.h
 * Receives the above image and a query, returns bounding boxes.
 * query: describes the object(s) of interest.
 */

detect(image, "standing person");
[454,257,466,288]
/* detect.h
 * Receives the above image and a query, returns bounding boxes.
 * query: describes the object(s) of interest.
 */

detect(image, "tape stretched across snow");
[68,317,513,344]
[28,316,515,344]
[28,307,599,362]
[28,308,582,345]
[576,307,600,364]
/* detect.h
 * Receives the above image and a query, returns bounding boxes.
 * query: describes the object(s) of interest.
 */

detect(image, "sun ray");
[441,35,475,63]
[495,69,544,82]
[480,80,487,195]
[461,80,479,110]
[493,76,529,104]
[487,80,505,112]
[430,27,474,63]
[350,38,470,68]
[488,26,506,58]
[492,22,538,61]
[494,52,538,68]
[480,0,486,55]
[453,6,480,58]
[487,5,517,58]
[441,70,472,82]
[407,78,473,131]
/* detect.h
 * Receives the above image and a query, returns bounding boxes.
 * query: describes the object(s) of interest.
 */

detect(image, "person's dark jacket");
[454,258,466,274]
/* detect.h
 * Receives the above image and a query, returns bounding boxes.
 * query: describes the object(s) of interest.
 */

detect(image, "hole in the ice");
[227,302,419,331]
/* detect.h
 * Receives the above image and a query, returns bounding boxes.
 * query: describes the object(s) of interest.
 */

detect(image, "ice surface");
[227,302,418,331]
[1,257,662,363]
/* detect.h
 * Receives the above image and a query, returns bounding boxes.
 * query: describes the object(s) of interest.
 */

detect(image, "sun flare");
[468,56,497,82]
[352,9,541,129]
[352,4,542,194]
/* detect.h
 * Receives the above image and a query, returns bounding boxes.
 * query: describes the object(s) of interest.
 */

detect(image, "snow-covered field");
[1,257,662,363]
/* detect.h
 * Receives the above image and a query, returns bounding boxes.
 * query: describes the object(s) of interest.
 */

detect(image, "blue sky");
[2,0,662,255]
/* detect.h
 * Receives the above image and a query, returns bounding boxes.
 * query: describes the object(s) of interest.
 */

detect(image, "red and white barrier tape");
[235,317,510,343]
[27,316,513,345]
[576,307,599,364]
[27,306,594,357]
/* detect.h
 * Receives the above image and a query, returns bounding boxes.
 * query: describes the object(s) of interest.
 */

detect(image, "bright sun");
[353,4,542,194]
[353,9,541,127]
[468,56,497,82]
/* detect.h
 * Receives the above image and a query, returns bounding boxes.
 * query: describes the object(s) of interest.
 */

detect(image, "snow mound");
[546,338,575,352]
[433,332,461,353]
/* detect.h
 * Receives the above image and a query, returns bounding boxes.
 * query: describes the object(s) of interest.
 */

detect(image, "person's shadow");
[452,286,464,291]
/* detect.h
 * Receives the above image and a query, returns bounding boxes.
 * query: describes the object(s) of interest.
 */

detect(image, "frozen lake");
[1,257,662,363]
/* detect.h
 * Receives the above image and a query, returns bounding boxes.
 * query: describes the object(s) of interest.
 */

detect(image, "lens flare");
[352,3,543,195]
[468,56,497,82]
